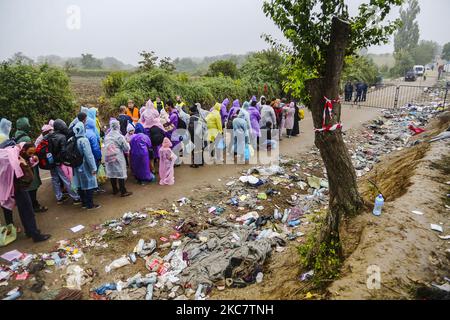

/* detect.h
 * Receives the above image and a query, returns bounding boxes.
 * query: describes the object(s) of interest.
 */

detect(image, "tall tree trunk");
[305,17,364,266]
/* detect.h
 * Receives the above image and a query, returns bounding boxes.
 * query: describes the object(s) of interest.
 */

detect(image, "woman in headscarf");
[232,110,250,162]
[130,123,155,185]
[103,119,132,197]
[159,137,176,186]
[292,101,300,137]
[284,102,296,138]
[14,117,48,213]
[72,122,100,210]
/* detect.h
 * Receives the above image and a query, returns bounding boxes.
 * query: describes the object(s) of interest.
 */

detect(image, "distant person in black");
[354,82,363,103]
[361,82,368,102]
[344,81,353,102]
[117,105,133,136]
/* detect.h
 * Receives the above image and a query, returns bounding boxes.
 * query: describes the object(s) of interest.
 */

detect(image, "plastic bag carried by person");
[0,224,17,247]
[299,109,305,120]
[97,164,107,184]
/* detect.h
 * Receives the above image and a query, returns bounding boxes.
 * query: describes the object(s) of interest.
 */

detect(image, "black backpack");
[60,136,83,168]
[0,139,16,149]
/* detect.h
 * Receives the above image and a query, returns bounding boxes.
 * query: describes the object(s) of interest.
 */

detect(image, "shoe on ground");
[33,234,51,243]
[72,199,82,206]
[87,204,101,210]
[34,205,48,213]
[82,206,87,209]
[57,195,69,205]
[120,192,133,197]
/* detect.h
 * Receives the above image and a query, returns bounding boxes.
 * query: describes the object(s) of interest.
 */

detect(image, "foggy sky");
[0,0,448,65]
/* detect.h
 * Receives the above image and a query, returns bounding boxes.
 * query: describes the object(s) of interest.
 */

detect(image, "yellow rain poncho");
[206,103,223,142]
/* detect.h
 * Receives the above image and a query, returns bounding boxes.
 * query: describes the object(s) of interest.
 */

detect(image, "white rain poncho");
[103,119,130,179]
[0,118,12,144]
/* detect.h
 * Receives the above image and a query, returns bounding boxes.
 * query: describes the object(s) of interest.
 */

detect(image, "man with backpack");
[47,119,81,205]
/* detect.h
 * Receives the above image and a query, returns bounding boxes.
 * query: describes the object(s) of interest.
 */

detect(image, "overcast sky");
[0,0,448,65]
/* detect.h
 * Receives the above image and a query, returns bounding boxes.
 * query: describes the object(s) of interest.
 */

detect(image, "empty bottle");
[372,194,384,216]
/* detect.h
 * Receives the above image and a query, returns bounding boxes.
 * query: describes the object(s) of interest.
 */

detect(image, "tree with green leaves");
[138,50,159,72]
[241,49,285,85]
[207,60,239,78]
[263,0,403,276]
[7,52,34,65]
[391,0,420,75]
[159,57,176,73]
[412,40,439,66]
[442,42,450,61]
[80,53,103,69]
[394,0,420,53]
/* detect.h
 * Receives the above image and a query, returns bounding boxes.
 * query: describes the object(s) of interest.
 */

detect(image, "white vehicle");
[414,65,425,76]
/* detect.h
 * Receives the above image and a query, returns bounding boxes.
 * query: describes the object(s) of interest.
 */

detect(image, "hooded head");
[259,96,266,105]
[41,124,53,135]
[232,99,240,108]
[135,123,145,134]
[86,118,96,131]
[16,117,31,133]
[146,99,154,110]
[126,123,135,134]
[109,119,120,132]
[213,103,221,112]
[162,137,172,149]
[80,106,89,114]
[189,104,199,114]
[73,121,86,138]
[222,98,230,107]
[242,101,250,110]
[251,96,257,103]
[87,108,97,121]
[53,119,68,135]
[0,118,12,140]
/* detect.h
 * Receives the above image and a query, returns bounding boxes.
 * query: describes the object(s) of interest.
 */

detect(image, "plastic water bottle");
[372,194,384,216]
[46,153,54,165]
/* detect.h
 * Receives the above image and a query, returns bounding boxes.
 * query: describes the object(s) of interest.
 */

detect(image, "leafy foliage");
[441,42,450,61]
[138,51,159,72]
[0,62,75,135]
[207,60,239,79]
[391,48,415,76]
[262,0,403,99]
[393,0,420,53]
[241,49,284,85]
[102,71,128,97]
[342,55,379,85]
[80,53,103,69]
[411,40,439,66]
[159,57,176,73]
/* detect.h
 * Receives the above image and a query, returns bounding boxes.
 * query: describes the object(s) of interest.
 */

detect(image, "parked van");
[414,65,425,76]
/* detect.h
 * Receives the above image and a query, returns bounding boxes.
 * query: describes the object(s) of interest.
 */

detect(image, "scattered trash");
[300,270,314,281]
[412,210,424,215]
[105,257,131,273]
[430,224,444,233]
[70,225,85,233]
[372,194,384,216]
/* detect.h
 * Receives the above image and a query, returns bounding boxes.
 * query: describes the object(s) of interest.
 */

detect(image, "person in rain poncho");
[259,97,276,129]
[220,98,229,127]
[248,97,262,141]
[118,106,133,136]
[227,99,240,128]
[14,117,48,213]
[283,102,296,137]
[232,110,250,161]
[257,96,266,111]
[188,104,207,168]
[71,122,100,210]
[206,103,223,143]
[159,137,176,186]
[130,123,155,184]
[103,119,132,197]
[142,101,166,163]
[87,107,101,140]
[125,123,135,143]
[34,120,54,148]
[86,118,102,168]
[240,102,252,132]
[69,106,89,131]
[0,118,12,145]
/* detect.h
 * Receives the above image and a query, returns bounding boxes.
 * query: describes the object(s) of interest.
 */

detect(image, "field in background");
[367,53,395,68]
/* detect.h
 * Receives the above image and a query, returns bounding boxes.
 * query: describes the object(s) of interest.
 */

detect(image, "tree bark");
[305,17,364,265]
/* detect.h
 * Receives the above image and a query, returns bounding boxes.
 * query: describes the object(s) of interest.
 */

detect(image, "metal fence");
[341,84,448,109]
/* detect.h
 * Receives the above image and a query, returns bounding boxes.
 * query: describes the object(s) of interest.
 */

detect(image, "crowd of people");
[344,81,369,103]
[0,95,304,243]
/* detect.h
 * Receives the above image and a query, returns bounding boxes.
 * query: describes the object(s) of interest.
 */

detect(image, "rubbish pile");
[345,102,446,177]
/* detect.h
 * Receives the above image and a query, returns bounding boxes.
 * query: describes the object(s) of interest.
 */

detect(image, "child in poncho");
[158,137,176,186]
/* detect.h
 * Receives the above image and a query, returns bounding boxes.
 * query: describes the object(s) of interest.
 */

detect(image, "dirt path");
[0,106,381,256]
[329,127,450,299]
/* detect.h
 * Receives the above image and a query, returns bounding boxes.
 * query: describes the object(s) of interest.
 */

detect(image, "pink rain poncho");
[158,137,176,186]
[0,143,25,210]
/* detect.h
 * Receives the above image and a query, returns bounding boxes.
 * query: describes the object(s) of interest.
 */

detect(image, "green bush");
[102,71,128,97]
[107,68,282,109]
[0,62,75,135]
